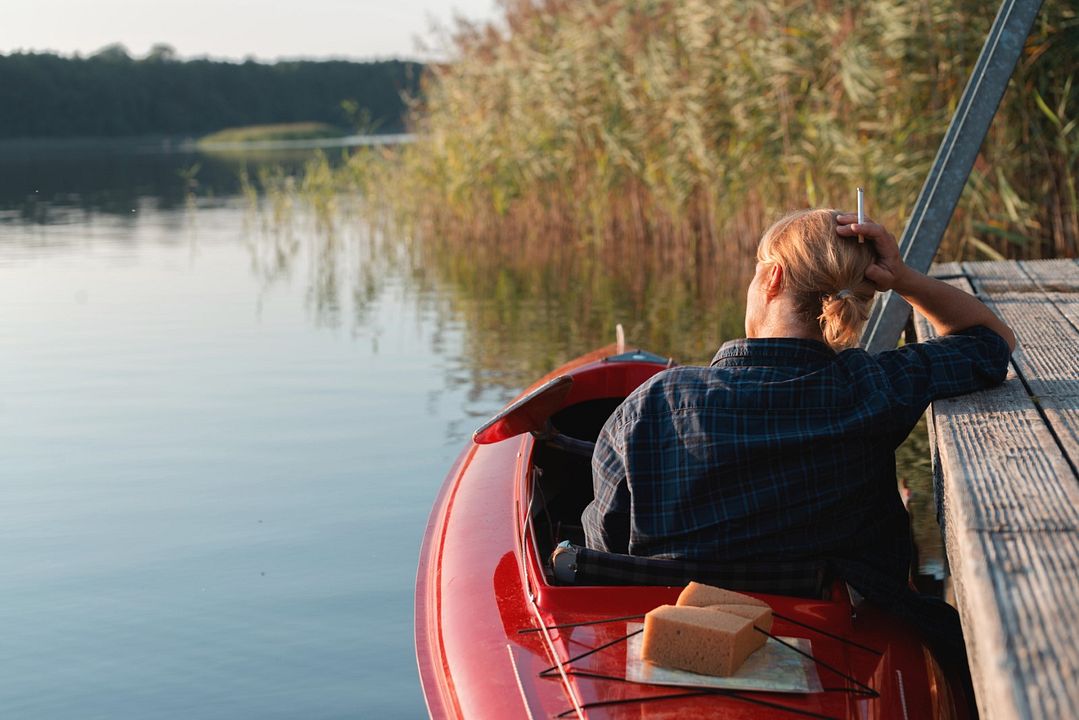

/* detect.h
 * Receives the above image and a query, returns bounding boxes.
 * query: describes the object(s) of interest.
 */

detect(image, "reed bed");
[256,0,1075,374]
[348,0,1075,267]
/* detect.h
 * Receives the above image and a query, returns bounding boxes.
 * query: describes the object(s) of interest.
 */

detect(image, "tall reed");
[353,0,1075,266]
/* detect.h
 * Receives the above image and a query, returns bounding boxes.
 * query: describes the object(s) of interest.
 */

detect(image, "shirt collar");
[711,337,837,367]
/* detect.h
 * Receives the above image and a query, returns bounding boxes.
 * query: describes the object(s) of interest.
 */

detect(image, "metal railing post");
[860,0,1044,353]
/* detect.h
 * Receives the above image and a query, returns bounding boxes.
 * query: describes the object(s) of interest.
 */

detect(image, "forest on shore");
[0,45,422,139]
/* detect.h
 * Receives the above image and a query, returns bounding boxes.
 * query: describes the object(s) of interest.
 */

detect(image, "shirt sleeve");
[582,411,631,554]
[875,324,1012,435]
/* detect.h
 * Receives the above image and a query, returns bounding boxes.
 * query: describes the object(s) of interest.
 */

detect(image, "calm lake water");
[0,138,940,719]
[0,139,513,719]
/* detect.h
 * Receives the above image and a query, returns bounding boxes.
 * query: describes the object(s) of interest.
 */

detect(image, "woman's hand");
[836,213,1016,350]
[836,213,909,292]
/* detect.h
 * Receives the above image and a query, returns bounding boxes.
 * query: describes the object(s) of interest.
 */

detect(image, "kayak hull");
[416,348,968,719]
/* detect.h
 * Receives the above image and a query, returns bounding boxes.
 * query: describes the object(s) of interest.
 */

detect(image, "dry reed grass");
[350,0,1075,267]
[255,0,1075,375]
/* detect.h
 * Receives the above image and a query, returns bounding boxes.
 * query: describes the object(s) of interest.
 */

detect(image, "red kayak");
[416,344,972,719]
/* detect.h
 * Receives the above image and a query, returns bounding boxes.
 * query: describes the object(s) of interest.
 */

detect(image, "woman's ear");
[765,263,784,299]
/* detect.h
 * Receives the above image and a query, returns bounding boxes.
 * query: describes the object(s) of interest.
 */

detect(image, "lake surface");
[0,139,509,719]
[0,138,941,718]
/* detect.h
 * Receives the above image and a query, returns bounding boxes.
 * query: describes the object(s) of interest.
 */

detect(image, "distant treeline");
[0,45,423,138]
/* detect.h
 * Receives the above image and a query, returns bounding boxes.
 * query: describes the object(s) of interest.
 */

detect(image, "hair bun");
[757,208,875,350]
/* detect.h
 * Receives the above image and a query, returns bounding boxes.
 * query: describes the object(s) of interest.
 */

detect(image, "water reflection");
[1,141,944,720]
[1,196,452,719]
[0,136,351,221]
[240,196,760,429]
[243,197,942,581]
[0,124,943,581]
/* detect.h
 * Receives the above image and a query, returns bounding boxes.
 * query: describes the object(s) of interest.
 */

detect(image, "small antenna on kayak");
[615,323,625,354]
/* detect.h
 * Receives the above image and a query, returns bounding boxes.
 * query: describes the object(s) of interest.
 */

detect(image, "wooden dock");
[913,259,1079,720]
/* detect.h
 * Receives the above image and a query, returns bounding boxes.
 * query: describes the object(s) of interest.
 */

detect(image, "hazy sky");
[0,0,500,61]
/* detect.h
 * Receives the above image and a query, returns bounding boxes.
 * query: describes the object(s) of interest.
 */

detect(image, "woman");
[581,208,1015,666]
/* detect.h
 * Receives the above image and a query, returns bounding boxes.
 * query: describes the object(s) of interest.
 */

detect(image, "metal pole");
[860,0,1044,354]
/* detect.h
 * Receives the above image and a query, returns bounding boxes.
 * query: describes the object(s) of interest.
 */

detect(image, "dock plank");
[933,382,1079,719]
[1019,258,1079,288]
[915,260,1079,720]
[1019,259,1079,333]
[930,261,965,278]
[964,261,1079,474]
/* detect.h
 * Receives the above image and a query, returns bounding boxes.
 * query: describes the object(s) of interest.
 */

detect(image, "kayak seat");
[548,541,829,599]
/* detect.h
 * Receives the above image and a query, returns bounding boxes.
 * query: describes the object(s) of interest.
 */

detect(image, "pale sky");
[0,0,500,62]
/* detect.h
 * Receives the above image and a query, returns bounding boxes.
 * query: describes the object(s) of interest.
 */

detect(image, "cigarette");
[857,187,864,243]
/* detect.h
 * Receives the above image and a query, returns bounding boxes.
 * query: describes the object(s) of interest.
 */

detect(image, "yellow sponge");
[641,604,764,676]
[676,581,769,609]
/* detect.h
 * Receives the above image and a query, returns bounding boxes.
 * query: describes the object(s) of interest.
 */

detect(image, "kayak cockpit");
[482,349,832,596]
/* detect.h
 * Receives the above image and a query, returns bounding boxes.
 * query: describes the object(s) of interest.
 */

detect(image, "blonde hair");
[757,209,876,350]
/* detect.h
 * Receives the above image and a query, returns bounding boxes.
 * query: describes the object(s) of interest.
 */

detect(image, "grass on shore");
[342,0,1076,267]
[251,0,1076,379]
[199,122,346,145]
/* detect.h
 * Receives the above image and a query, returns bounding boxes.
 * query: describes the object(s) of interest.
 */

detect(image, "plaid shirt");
[582,326,1011,596]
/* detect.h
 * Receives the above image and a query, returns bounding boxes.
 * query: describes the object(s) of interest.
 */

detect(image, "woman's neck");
[747,295,825,343]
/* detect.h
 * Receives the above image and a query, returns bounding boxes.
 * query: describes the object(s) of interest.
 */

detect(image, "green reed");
[249,0,1076,378]
[349,0,1075,266]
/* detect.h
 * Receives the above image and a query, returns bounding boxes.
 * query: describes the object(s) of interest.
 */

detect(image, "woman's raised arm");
[836,214,1017,352]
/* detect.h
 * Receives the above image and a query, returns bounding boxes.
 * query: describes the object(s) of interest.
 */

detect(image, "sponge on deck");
[676,581,770,609]
[715,602,774,635]
[676,581,774,634]
[641,604,765,677]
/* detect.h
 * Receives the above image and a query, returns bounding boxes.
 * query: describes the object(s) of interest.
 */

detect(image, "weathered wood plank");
[1019,259,1079,331]
[916,273,976,539]
[917,262,1079,720]
[966,261,1079,477]
[962,259,1039,293]
[1018,258,1079,288]
[930,261,966,278]
[1045,295,1079,336]
[934,381,1079,720]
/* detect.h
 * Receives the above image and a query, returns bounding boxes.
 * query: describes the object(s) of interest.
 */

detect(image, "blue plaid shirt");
[582,326,1011,590]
